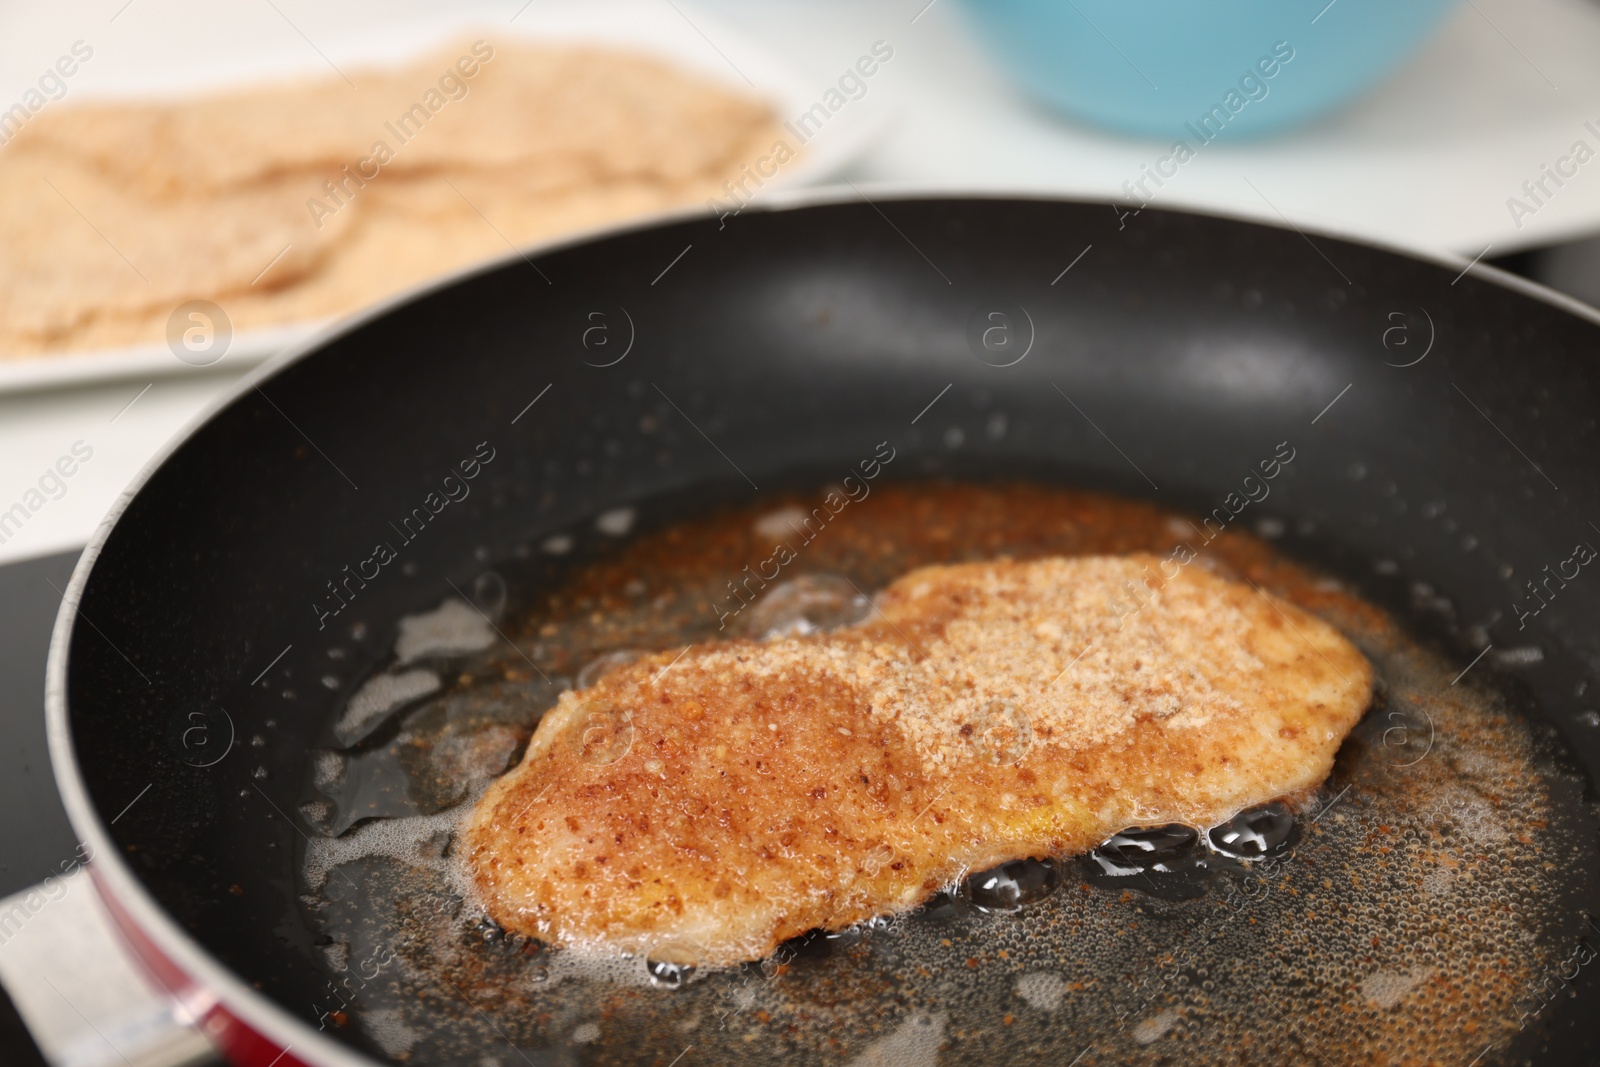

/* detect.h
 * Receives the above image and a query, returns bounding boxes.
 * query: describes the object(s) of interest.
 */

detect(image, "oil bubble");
[962,857,1060,912]
[1092,824,1199,874]
[1208,801,1296,859]
[646,959,694,988]
[737,574,871,640]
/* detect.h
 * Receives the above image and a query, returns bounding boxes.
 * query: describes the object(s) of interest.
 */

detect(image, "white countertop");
[3,0,1598,565]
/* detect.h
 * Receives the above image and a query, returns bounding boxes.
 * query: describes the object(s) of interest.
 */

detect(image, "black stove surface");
[0,550,82,1067]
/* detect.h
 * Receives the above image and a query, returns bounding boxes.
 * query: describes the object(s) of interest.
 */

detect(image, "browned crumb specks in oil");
[298,484,1594,1067]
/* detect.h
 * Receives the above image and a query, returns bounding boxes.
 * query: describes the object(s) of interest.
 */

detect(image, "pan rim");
[42,186,1600,1065]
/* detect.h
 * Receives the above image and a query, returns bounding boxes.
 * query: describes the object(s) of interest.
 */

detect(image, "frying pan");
[17,193,1600,1066]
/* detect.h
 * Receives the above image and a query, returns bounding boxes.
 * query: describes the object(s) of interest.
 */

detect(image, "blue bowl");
[955,0,1460,139]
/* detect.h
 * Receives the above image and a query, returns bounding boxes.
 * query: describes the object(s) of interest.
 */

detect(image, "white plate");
[0,0,886,394]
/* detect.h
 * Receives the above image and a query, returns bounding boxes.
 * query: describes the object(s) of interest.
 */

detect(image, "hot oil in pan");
[295,484,1599,1066]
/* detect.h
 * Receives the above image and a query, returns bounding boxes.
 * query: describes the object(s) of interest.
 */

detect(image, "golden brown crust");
[464,554,1372,966]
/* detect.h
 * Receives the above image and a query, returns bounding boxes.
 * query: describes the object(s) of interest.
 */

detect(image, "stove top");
[0,550,82,1067]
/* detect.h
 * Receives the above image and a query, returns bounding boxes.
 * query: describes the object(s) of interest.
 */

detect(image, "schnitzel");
[463,554,1371,967]
[464,555,1370,966]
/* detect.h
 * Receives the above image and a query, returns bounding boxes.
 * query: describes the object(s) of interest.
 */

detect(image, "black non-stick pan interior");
[61,197,1600,1063]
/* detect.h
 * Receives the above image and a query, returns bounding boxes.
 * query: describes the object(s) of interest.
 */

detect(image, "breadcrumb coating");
[464,554,1371,966]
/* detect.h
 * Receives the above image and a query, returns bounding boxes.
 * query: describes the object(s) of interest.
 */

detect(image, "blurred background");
[1,0,1598,566]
